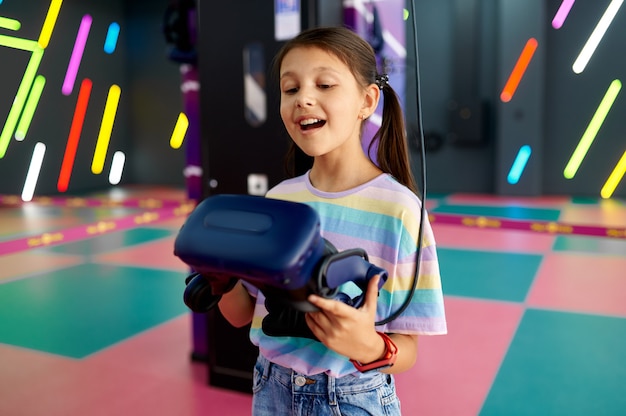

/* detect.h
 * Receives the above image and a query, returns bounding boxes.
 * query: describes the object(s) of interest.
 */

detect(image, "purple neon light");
[552,0,575,29]
[62,15,92,96]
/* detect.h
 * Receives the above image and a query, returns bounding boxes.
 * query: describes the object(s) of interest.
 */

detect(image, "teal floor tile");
[481,309,626,416]
[438,248,542,302]
[553,234,626,256]
[432,204,561,221]
[42,227,174,255]
[0,263,188,358]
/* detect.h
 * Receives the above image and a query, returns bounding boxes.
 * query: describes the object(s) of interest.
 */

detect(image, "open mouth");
[299,118,326,131]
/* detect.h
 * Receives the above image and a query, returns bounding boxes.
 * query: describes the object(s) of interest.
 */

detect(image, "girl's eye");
[318,84,332,89]
[283,87,298,94]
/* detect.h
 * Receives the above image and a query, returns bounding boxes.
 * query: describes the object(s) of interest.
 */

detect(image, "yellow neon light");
[0,35,38,51]
[0,17,21,31]
[600,151,626,199]
[170,112,189,149]
[0,46,44,158]
[92,85,122,174]
[564,79,622,179]
[15,75,46,141]
[38,0,63,49]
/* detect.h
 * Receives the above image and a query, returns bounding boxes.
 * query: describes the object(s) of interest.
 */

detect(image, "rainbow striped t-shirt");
[246,171,447,378]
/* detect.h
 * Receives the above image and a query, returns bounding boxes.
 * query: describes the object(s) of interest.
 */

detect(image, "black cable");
[376,0,426,325]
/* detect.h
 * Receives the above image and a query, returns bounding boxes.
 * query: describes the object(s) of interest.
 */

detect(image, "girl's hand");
[305,274,386,364]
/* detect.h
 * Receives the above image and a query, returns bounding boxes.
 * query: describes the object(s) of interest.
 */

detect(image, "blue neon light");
[104,22,120,54]
[507,145,532,184]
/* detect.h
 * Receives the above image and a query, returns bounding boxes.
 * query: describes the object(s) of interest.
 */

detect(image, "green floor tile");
[438,248,542,302]
[481,309,626,416]
[432,204,561,221]
[553,234,626,256]
[0,263,189,358]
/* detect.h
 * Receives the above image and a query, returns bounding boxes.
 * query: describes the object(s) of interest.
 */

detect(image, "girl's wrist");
[350,332,398,372]
[353,332,387,364]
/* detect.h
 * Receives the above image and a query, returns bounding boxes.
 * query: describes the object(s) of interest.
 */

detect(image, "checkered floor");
[1,187,624,415]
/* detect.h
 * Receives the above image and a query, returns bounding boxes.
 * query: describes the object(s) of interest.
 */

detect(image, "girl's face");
[279,46,378,160]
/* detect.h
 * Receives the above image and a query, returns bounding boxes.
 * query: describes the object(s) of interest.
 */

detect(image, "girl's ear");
[362,83,381,118]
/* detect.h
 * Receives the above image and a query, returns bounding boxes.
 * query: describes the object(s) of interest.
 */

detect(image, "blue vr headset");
[173,194,387,338]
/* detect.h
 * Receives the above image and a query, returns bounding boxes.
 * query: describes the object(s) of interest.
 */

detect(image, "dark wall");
[0,0,183,196]
[407,0,626,197]
[1,1,624,198]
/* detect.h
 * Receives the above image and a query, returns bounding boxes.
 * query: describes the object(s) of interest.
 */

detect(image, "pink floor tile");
[93,236,189,272]
[395,296,524,416]
[558,202,626,228]
[526,252,626,317]
[0,252,83,281]
[147,216,187,230]
[432,223,556,253]
[0,315,252,416]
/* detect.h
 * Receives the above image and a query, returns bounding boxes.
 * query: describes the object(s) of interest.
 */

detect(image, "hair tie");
[375,74,389,90]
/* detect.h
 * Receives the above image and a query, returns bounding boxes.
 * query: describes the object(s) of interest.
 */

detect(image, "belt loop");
[327,373,337,406]
[261,354,272,381]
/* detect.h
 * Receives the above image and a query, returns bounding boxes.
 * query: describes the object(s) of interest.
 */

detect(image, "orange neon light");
[58,78,92,192]
[500,38,538,103]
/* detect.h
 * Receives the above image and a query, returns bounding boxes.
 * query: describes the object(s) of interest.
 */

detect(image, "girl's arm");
[218,281,256,327]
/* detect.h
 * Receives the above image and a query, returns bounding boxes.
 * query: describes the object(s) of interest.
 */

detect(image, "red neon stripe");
[58,78,92,192]
[500,38,538,103]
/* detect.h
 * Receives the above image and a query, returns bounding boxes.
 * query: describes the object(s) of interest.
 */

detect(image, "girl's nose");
[295,88,315,107]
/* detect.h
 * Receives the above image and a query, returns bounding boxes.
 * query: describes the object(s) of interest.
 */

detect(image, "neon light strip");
[58,78,92,192]
[0,35,38,51]
[109,151,125,185]
[22,142,46,202]
[552,0,575,29]
[62,15,92,96]
[38,0,63,48]
[92,85,121,174]
[500,38,538,103]
[507,145,532,184]
[572,0,624,74]
[15,75,46,141]
[564,79,622,179]
[170,112,189,149]
[600,151,626,199]
[0,16,21,31]
[104,22,120,54]
[0,46,44,158]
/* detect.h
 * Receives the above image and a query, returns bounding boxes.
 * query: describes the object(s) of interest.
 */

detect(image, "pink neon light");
[62,15,92,96]
[552,0,575,29]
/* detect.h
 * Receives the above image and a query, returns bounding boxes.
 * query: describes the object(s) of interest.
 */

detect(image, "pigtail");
[369,85,418,194]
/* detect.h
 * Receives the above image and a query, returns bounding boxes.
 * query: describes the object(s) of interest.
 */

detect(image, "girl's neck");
[309,156,382,193]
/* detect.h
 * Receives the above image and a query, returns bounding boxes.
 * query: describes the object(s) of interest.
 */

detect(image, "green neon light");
[0,34,38,51]
[15,75,46,141]
[0,46,44,158]
[564,79,622,179]
[0,17,22,31]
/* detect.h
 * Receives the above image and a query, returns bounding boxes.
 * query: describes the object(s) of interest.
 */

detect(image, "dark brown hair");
[273,26,417,194]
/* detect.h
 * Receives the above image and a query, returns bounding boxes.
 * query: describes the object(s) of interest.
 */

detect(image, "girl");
[218,26,447,415]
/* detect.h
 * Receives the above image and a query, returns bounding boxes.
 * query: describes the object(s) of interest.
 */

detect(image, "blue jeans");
[251,354,402,415]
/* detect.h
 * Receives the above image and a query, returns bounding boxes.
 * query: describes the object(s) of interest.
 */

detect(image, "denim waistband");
[257,354,389,396]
